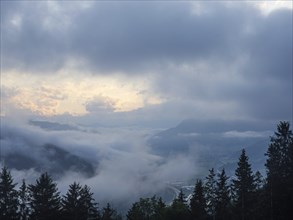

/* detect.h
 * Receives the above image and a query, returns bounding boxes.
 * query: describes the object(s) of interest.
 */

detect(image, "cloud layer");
[1,1,291,126]
[1,119,199,207]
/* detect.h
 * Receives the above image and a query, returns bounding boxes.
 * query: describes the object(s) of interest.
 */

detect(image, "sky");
[0,0,292,207]
[1,0,292,128]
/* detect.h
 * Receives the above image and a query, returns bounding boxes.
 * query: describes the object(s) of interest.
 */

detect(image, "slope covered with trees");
[0,121,292,220]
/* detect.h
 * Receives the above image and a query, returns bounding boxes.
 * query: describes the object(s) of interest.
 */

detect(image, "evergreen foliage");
[166,190,190,220]
[251,171,267,220]
[127,196,166,220]
[215,169,231,220]
[61,182,99,220]
[232,149,255,220]
[265,121,293,220]
[253,171,264,190]
[29,172,61,220]
[204,168,216,220]
[18,180,31,220]
[190,179,207,220]
[101,203,122,220]
[0,166,18,220]
[79,185,100,220]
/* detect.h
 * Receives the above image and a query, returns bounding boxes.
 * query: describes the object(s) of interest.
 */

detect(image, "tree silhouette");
[29,172,61,220]
[251,171,267,220]
[205,168,217,220]
[79,185,100,220]
[166,189,190,220]
[127,196,166,220]
[215,169,231,220]
[101,203,122,220]
[0,166,18,220]
[265,121,293,220]
[232,149,255,220]
[190,179,207,220]
[18,179,31,220]
[62,182,96,220]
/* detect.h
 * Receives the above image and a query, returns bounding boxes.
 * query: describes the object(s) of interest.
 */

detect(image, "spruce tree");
[29,172,61,220]
[62,183,100,220]
[154,197,166,220]
[215,169,231,220]
[62,182,89,220]
[176,189,186,204]
[80,185,100,220]
[265,121,293,220]
[127,196,166,220]
[0,166,18,220]
[254,171,264,191]
[101,203,121,220]
[205,168,217,220]
[287,140,293,208]
[127,202,143,220]
[190,179,207,220]
[232,149,255,220]
[165,190,190,220]
[252,171,267,220]
[18,179,31,220]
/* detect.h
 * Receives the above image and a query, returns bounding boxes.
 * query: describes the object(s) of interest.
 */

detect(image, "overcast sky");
[1,0,292,129]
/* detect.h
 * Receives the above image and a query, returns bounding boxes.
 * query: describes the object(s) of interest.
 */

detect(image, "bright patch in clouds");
[1,71,163,116]
[255,1,293,15]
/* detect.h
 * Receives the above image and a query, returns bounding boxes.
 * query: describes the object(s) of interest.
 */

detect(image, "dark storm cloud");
[1,1,292,123]
[1,1,70,72]
[239,9,292,120]
[1,1,260,73]
[244,10,292,81]
[148,7,292,122]
[71,2,252,73]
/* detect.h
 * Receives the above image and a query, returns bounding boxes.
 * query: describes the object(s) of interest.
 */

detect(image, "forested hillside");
[1,121,292,220]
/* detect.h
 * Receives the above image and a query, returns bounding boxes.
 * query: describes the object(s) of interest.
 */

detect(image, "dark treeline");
[0,121,292,220]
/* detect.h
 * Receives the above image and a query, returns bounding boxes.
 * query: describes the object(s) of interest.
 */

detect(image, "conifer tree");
[29,172,61,220]
[265,121,293,220]
[254,171,264,191]
[252,171,267,220]
[232,149,255,220]
[127,202,143,220]
[205,168,217,220]
[127,196,166,220]
[154,197,166,220]
[101,203,122,220]
[62,182,89,220]
[80,185,100,220]
[18,179,31,220]
[166,188,189,220]
[215,169,231,220]
[190,179,207,220]
[176,189,186,204]
[165,190,190,220]
[0,166,18,220]
[287,140,293,206]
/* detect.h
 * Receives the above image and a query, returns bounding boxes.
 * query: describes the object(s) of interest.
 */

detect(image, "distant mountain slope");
[29,120,99,133]
[148,119,271,176]
[2,142,96,178]
[29,120,80,131]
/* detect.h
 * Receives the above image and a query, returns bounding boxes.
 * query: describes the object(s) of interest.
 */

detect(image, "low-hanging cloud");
[0,118,199,206]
